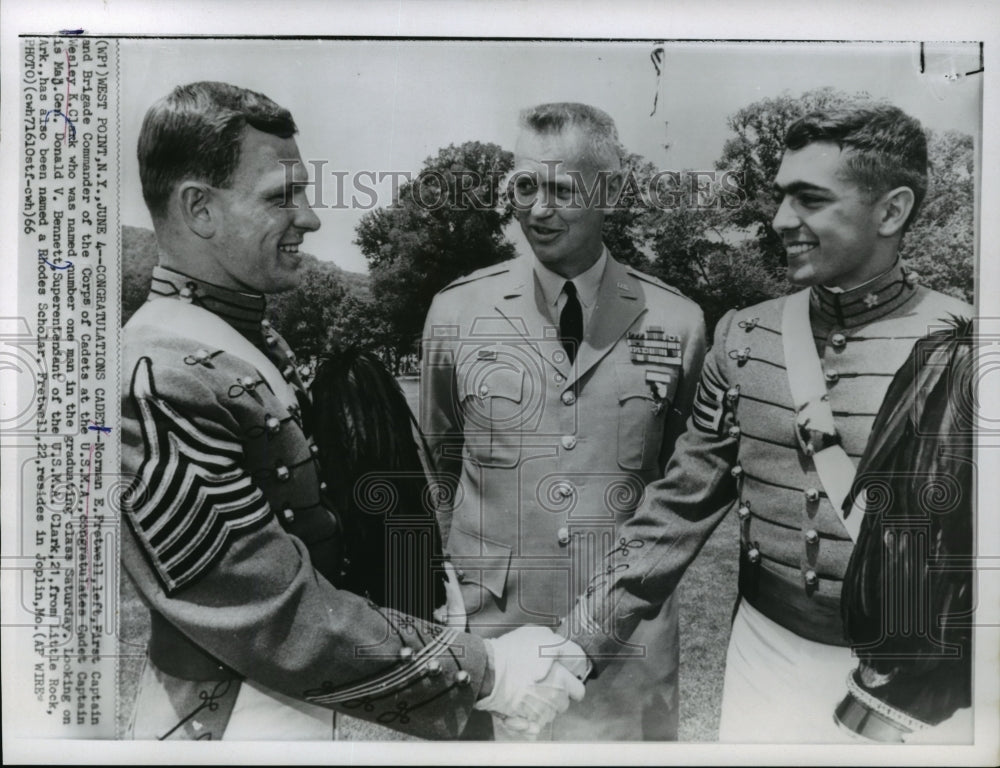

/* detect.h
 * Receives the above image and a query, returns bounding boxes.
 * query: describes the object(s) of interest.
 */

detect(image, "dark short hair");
[138,81,297,220]
[519,102,623,171]
[784,104,928,230]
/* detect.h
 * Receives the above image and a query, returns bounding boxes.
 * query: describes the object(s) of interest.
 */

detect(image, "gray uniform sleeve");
[566,310,740,670]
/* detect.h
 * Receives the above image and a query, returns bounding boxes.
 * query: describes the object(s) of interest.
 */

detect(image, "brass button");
[179,286,193,300]
[561,390,576,406]
[275,465,290,482]
[824,369,839,383]
[736,348,750,363]
[261,319,272,329]
[239,376,256,389]
[310,443,320,456]
[728,426,741,439]
[286,350,296,362]
[282,365,295,380]
[265,416,281,434]
[319,480,328,492]
[730,464,743,479]
[804,487,820,503]
[805,529,819,545]
[804,569,818,586]
[398,646,414,663]
[557,527,571,546]
[726,387,740,403]
[553,350,566,364]
[455,670,471,686]
[426,660,442,677]
[737,504,751,519]
[479,384,489,397]
[747,547,760,564]
[561,435,577,450]
[195,348,211,362]
[831,332,847,349]
[265,334,277,347]
[455,568,466,583]
[554,373,565,384]
[282,508,295,524]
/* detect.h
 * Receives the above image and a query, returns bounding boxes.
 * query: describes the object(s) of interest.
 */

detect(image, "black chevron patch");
[692,361,728,434]
[125,357,273,594]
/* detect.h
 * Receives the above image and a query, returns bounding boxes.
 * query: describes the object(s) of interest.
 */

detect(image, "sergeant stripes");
[692,361,729,434]
[125,357,273,594]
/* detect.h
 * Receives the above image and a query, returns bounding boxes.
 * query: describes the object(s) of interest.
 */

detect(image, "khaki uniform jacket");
[122,267,487,740]
[421,253,707,739]
[567,264,973,664]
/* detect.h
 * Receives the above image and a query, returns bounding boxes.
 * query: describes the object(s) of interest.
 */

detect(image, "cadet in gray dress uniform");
[122,81,584,741]
[564,103,973,742]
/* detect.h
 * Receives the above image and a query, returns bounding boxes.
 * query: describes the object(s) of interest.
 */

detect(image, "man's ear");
[605,170,624,212]
[877,186,916,237]
[176,182,216,239]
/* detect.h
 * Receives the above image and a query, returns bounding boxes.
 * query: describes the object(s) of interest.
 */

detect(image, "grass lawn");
[118,377,739,742]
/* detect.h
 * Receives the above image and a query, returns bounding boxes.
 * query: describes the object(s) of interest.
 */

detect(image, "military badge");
[645,368,674,415]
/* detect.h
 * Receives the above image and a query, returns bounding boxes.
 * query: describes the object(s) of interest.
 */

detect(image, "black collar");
[148,266,267,340]
[810,263,917,329]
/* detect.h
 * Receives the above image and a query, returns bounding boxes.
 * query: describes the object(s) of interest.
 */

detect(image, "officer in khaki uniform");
[123,82,583,741]
[421,103,706,740]
[565,104,974,742]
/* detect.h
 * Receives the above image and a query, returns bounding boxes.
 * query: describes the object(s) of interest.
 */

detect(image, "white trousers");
[129,657,334,740]
[718,599,856,743]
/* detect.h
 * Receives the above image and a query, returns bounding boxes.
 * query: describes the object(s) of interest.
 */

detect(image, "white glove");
[431,561,468,630]
[475,625,587,727]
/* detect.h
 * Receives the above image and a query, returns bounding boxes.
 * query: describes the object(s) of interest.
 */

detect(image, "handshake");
[474,625,591,737]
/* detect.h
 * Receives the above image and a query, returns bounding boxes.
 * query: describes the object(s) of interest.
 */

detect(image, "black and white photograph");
[2,1,998,765]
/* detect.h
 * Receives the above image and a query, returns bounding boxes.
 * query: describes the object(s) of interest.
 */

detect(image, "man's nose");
[530,188,556,218]
[771,195,799,234]
[296,201,321,232]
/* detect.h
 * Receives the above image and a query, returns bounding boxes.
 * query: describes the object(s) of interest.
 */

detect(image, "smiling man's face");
[208,127,321,294]
[771,141,888,290]
[512,127,616,279]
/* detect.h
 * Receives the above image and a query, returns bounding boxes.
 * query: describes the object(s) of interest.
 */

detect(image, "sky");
[119,39,983,273]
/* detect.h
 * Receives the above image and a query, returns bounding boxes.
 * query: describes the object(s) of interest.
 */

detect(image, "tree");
[640,174,784,332]
[599,152,657,271]
[355,141,517,368]
[900,130,975,303]
[266,256,348,356]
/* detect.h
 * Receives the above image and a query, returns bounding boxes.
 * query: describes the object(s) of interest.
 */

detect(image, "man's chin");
[785,264,819,288]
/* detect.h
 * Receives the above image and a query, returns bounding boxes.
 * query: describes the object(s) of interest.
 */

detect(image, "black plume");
[842,316,974,725]
[310,348,446,620]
